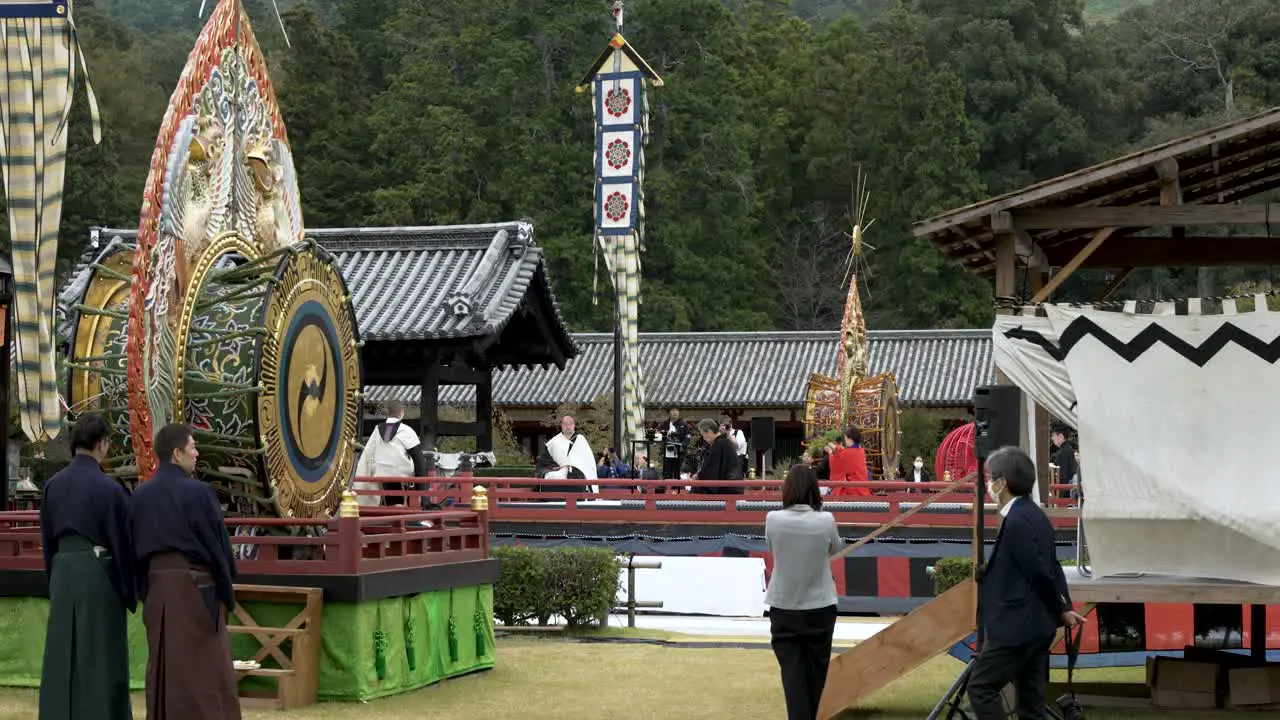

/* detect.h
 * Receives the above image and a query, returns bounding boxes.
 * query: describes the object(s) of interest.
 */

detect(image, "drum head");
[258,244,363,518]
[257,242,363,515]
[66,245,138,479]
[878,374,901,479]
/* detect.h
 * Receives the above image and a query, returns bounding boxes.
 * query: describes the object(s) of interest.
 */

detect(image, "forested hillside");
[27,0,1280,332]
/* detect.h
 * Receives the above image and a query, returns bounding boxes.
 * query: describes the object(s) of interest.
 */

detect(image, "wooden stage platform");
[1069,573,1280,607]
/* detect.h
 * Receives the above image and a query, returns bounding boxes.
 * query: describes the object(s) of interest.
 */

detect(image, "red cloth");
[829,446,870,496]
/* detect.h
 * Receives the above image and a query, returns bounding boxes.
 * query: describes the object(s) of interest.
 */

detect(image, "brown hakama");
[142,552,242,720]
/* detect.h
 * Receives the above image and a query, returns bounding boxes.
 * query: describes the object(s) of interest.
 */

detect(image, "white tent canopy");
[992,297,1280,585]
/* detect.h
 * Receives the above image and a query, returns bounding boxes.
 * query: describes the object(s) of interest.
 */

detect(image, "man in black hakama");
[131,423,241,720]
[39,413,136,720]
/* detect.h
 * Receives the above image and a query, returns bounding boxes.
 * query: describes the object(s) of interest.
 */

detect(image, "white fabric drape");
[991,316,1077,427]
[1045,305,1280,584]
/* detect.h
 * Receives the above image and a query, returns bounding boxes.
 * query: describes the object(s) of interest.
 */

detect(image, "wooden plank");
[229,625,305,636]
[1068,575,1280,606]
[1030,228,1115,303]
[1013,203,1278,230]
[828,474,975,562]
[817,578,976,720]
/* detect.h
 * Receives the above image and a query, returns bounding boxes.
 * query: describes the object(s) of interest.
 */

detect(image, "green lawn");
[0,635,1266,718]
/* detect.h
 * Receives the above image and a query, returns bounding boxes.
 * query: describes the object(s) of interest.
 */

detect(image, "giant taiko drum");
[67,236,362,518]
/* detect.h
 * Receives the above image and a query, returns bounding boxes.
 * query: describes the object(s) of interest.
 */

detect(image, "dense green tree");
[27,0,1280,332]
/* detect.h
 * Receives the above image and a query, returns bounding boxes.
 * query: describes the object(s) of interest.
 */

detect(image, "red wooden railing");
[353,475,1080,531]
[0,503,490,574]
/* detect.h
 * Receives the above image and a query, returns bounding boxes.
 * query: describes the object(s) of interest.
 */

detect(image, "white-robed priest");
[354,400,425,507]
[535,415,598,494]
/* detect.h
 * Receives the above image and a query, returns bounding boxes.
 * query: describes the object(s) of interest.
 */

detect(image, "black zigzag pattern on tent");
[1056,316,1280,366]
[1002,327,1064,361]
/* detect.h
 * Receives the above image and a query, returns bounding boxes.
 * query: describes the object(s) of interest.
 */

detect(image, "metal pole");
[613,298,623,457]
[627,559,637,628]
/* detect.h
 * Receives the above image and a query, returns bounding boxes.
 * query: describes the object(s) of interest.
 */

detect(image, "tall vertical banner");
[0,0,100,441]
[578,3,662,445]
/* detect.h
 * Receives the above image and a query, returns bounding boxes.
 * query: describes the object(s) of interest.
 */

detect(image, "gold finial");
[943,470,951,482]
[189,135,210,162]
[339,489,360,517]
[471,485,489,512]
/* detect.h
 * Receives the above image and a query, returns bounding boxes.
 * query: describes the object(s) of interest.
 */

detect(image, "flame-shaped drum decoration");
[127,0,304,480]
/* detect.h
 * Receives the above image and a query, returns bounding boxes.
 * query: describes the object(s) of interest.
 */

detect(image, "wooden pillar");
[1029,269,1051,502]
[475,367,494,453]
[421,358,440,452]
[976,227,1020,572]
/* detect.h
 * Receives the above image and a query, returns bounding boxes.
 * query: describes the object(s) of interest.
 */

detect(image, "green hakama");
[39,535,132,720]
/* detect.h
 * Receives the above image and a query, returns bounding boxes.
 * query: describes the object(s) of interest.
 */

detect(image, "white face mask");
[986,480,1000,503]
[913,461,923,469]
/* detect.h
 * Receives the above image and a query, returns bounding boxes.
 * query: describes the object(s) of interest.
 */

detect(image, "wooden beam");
[991,211,1048,268]
[1096,268,1134,302]
[1155,157,1182,205]
[438,364,487,385]
[1030,228,1115,304]
[993,230,1017,308]
[1012,203,1278,230]
[1051,235,1280,268]
[911,108,1280,237]
[438,420,484,437]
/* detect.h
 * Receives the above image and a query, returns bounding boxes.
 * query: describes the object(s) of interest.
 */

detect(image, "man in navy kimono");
[131,423,241,720]
[39,412,135,720]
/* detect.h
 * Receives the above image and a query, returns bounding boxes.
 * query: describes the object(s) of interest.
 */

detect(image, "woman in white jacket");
[765,464,843,720]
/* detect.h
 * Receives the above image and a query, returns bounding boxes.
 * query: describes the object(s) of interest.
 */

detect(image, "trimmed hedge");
[492,546,621,628]
[932,555,1080,595]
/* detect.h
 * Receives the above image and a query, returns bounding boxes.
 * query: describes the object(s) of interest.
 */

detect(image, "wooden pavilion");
[913,106,1280,489]
[889,107,1280,713]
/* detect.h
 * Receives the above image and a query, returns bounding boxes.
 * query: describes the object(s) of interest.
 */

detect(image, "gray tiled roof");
[364,329,993,409]
[77,223,577,360]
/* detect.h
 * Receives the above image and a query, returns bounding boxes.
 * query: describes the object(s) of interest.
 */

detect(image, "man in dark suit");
[968,446,1085,719]
[691,418,743,495]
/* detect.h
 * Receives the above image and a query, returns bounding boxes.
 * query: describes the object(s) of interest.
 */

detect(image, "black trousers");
[661,455,682,480]
[967,637,1052,719]
[769,605,838,720]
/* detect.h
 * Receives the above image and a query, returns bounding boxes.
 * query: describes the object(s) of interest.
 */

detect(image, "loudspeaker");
[750,417,775,452]
[972,385,1022,459]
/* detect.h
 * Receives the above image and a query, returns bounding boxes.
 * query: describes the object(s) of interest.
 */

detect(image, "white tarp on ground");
[617,556,767,617]
[1043,304,1280,584]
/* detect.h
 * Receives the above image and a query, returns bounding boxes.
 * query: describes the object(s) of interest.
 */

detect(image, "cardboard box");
[1229,666,1280,707]
[1152,689,1217,709]
[1151,657,1220,695]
